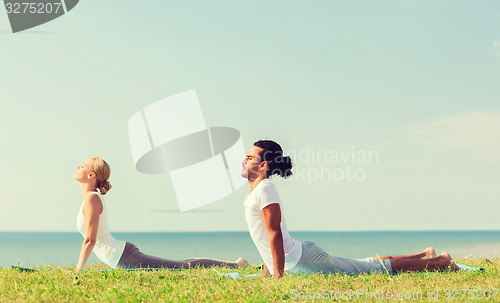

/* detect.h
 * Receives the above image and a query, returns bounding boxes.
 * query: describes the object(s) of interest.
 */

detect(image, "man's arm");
[261,203,285,278]
[262,262,271,277]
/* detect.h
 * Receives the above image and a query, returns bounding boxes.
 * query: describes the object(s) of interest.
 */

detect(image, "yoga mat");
[213,263,485,279]
[212,268,261,279]
[11,265,185,272]
[456,263,485,272]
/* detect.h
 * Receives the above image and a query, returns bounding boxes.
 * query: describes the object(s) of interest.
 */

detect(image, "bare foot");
[235,258,249,269]
[437,252,460,271]
[450,263,460,271]
[423,247,437,259]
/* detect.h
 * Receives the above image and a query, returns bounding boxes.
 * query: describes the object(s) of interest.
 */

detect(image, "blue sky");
[0,1,499,231]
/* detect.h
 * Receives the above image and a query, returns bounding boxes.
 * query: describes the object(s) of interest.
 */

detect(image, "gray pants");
[287,241,393,275]
[116,242,238,269]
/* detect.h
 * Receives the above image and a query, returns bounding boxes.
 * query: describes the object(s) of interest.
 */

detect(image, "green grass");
[1,258,498,302]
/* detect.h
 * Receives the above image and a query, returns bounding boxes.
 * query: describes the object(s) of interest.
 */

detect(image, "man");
[241,140,459,278]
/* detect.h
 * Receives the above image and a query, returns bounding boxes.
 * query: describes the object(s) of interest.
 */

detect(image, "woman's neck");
[80,182,97,197]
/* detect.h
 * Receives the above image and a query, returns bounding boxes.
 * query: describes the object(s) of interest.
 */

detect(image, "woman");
[74,157,248,270]
[241,140,459,278]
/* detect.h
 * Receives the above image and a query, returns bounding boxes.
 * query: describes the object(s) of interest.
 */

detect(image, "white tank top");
[76,191,126,268]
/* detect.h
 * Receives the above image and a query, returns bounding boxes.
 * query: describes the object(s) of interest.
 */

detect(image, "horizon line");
[1,229,500,233]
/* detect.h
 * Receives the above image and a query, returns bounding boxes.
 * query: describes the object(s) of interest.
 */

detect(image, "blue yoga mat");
[456,263,485,272]
[213,263,485,279]
[11,265,186,272]
[212,268,261,279]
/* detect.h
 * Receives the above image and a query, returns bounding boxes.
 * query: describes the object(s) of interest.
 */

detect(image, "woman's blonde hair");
[91,157,112,195]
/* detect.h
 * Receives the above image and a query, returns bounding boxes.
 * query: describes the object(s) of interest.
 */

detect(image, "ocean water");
[1,231,499,268]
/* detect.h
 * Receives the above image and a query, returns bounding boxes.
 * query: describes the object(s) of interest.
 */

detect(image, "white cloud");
[489,41,500,57]
[408,112,500,163]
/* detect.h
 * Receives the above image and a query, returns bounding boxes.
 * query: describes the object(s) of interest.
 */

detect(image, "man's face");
[241,145,264,181]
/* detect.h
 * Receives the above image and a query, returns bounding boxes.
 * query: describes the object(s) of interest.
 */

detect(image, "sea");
[1,231,499,268]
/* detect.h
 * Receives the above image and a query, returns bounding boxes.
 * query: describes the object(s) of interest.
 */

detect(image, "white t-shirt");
[244,179,302,275]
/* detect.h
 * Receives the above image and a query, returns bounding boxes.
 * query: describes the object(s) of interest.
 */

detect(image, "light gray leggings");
[287,241,393,275]
[117,242,238,269]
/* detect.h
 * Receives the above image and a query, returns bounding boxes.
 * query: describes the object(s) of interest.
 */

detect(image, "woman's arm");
[262,261,271,277]
[261,203,285,278]
[76,194,102,270]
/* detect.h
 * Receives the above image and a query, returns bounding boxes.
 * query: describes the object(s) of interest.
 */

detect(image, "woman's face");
[74,159,94,182]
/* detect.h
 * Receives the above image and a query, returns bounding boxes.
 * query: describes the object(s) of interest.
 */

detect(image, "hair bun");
[254,140,293,179]
[279,156,293,179]
[99,180,112,195]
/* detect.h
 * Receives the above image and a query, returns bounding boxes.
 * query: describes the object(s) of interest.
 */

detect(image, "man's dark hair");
[253,140,293,179]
